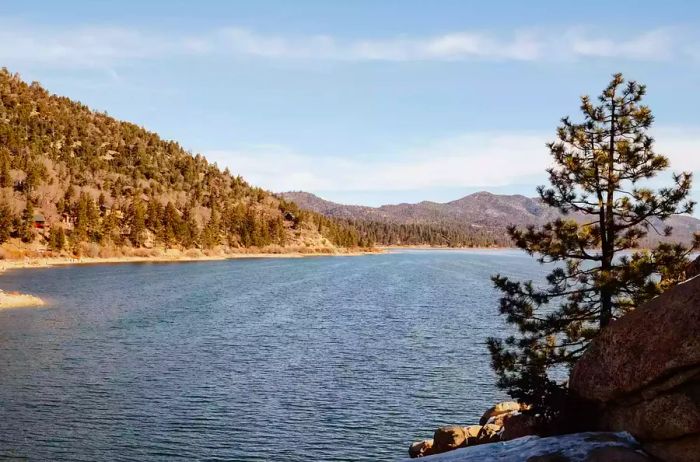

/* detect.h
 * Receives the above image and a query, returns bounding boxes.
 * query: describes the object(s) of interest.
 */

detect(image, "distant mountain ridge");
[281,191,700,247]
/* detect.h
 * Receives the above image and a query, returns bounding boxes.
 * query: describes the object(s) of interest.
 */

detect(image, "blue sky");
[3,0,700,209]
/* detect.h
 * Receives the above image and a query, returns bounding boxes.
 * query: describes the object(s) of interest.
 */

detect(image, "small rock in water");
[408,439,434,458]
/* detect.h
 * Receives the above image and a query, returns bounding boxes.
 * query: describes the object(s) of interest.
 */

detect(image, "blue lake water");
[0,249,548,461]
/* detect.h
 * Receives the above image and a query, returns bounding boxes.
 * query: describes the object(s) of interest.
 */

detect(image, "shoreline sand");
[0,249,380,274]
[0,248,380,309]
[0,290,45,309]
[0,246,519,309]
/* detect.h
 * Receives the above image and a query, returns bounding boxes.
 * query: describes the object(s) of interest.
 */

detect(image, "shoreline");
[379,245,512,251]
[0,247,524,309]
[0,248,379,309]
[0,249,379,275]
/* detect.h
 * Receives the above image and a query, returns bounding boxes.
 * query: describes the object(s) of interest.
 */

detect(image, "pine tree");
[100,206,121,245]
[487,74,699,421]
[0,149,11,188]
[19,201,36,243]
[129,195,147,247]
[201,206,221,249]
[0,201,13,243]
[48,226,66,251]
[73,192,99,242]
[162,202,181,248]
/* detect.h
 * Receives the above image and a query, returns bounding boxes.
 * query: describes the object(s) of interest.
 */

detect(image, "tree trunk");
[600,94,617,328]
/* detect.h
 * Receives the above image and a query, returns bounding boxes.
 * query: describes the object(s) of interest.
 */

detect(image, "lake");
[0,249,548,461]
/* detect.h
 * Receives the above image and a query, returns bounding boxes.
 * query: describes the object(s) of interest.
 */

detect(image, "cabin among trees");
[32,213,46,229]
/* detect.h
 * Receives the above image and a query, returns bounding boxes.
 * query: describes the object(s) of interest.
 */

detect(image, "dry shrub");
[98,246,121,258]
[261,244,284,254]
[77,242,101,258]
[184,248,202,258]
[203,247,225,257]
[129,247,156,258]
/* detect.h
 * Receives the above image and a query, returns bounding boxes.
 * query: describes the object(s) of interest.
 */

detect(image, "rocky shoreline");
[408,402,535,458]
[406,272,700,461]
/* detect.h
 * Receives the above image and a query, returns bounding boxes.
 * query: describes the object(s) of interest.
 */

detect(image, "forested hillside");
[0,69,368,257]
[282,192,512,247]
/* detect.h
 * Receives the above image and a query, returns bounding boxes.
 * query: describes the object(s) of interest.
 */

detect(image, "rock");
[433,425,467,453]
[570,276,700,403]
[583,446,651,462]
[502,412,539,441]
[409,439,434,458]
[462,425,481,444]
[685,255,700,280]
[568,275,700,462]
[398,432,649,462]
[479,401,522,425]
[601,380,700,440]
[476,423,501,444]
[643,433,700,462]
[484,414,505,427]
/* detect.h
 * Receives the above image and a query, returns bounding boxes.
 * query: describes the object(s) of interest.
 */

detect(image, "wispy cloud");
[204,132,549,193]
[0,19,695,68]
[0,22,171,68]
[203,127,700,198]
[565,28,676,60]
[210,29,542,61]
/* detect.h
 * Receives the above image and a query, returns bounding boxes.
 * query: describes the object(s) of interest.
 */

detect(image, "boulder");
[601,380,700,440]
[409,439,434,458]
[475,423,501,444]
[484,414,507,427]
[462,425,481,445]
[568,275,700,462]
[501,412,539,441]
[583,446,652,462]
[685,256,700,280]
[570,276,700,403]
[433,425,466,453]
[398,432,650,462]
[479,401,522,425]
[643,433,700,462]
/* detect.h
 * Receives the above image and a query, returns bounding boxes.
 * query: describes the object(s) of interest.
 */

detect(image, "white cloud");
[0,22,172,68]
[566,28,675,60]
[203,127,700,199]
[347,30,542,61]
[204,132,550,193]
[0,20,695,68]
[656,126,700,172]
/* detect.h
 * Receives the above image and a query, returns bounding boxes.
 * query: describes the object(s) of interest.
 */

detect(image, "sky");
[3,0,700,209]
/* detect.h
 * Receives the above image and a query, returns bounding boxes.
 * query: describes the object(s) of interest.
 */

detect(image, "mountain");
[0,69,367,257]
[281,191,700,248]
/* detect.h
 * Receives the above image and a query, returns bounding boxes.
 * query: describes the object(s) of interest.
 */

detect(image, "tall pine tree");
[487,74,699,422]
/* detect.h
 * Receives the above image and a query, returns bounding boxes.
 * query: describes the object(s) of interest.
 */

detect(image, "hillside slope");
[0,69,367,258]
[282,191,700,247]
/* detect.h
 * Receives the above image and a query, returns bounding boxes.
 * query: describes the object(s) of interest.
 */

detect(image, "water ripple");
[0,250,545,461]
